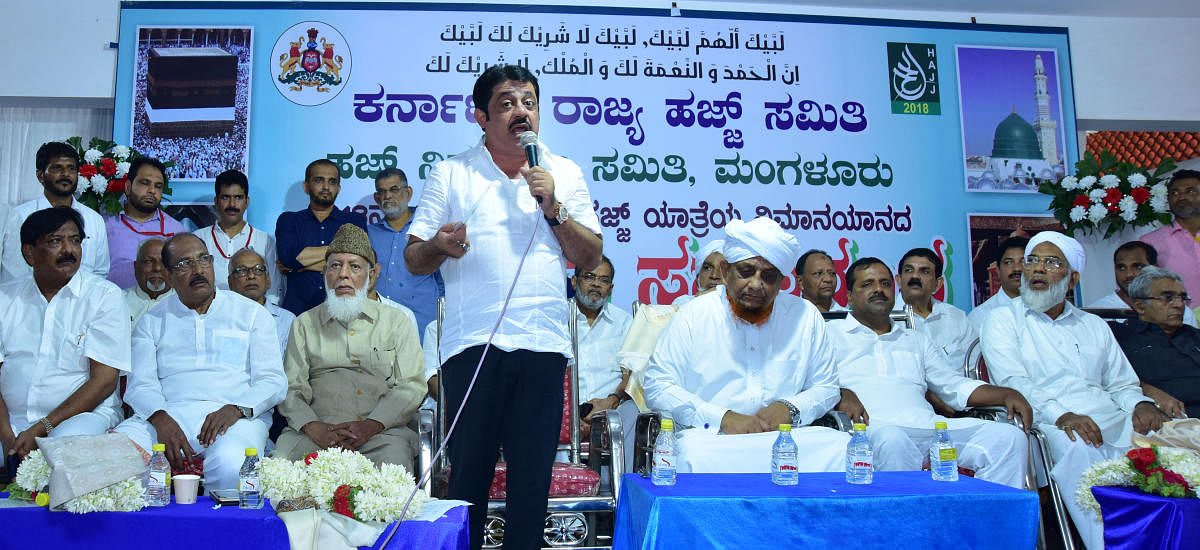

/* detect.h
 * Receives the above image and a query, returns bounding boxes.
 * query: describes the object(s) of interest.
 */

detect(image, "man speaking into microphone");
[405,64,603,550]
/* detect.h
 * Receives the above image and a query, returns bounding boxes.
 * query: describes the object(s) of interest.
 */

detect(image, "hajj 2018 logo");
[271,21,351,106]
[886,42,940,115]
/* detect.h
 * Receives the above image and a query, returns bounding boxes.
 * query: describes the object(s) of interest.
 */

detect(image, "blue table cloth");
[614,472,1038,550]
[1093,486,1200,550]
[0,494,468,550]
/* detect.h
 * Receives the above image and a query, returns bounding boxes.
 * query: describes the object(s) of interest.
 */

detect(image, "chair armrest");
[809,410,853,432]
[417,408,435,496]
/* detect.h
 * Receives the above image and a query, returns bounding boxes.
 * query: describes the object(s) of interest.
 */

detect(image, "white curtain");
[0,106,114,208]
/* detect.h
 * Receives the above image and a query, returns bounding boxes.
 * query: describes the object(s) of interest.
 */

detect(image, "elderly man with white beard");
[273,224,425,471]
[571,256,633,438]
[981,231,1169,549]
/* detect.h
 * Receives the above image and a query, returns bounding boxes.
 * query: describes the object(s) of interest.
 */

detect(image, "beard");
[381,204,406,219]
[325,279,368,323]
[576,292,606,310]
[1020,273,1070,313]
[146,280,167,293]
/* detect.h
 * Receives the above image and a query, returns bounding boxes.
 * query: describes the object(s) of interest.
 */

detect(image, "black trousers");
[442,345,566,550]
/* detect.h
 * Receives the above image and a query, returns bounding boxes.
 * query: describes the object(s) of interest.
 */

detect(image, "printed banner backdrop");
[114,3,1078,311]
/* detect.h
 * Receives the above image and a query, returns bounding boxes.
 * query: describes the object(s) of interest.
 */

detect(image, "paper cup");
[173,474,201,504]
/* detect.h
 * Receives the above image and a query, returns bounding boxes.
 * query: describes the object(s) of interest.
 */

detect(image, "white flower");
[110,145,130,159]
[1079,175,1098,189]
[1077,457,1136,520]
[1069,205,1087,222]
[1119,197,1138,222]
[83,148,103,164]
[1151,196,1169,213]
[63,476,146,513]
[1128,173,1148,188]
[1059,175,1079,190]
[1087,204,1108,224]
[115,161,130,178]
[1088,189,1107,202]
[1100,174,1120,188]
[15,450,51,492]
[89,174,108,194]
[77,176,89,194]
[1151,183,1169,197]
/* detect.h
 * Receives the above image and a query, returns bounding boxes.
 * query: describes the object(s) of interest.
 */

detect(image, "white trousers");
[868,421,1029,488]
[1040,422,1129,550]
[7,411,118,444]
[675,426,850,474]
[113,405,269,491]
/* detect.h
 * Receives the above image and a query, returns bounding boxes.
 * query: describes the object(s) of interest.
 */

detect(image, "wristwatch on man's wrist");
[236,405,253,418]
[545,202,569,226]
[774,400,802,426]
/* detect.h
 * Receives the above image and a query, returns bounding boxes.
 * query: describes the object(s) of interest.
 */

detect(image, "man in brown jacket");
[273,224,424,472]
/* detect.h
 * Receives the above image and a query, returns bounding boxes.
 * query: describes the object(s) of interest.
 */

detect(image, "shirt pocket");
[213,329,250,368]
[59,331,89,372]
[885,350,926,387]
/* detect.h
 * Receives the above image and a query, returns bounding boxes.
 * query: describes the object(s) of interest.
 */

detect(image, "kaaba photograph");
[129,26,253,181]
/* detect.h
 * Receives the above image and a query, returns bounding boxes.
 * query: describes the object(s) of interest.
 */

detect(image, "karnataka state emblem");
[271,21,351,106]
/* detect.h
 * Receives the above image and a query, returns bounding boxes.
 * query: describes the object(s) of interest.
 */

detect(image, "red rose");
[1131,187,1151,204]
[105,176,126,193]
[1072,194,1091,207]
[1127,447,1157,472]
[1104,188,1124,205]
[332,484,354,518]
[99,158,117,178]
[304,452,319,465]
[78,164,97,178]
[1159,469,1192,490]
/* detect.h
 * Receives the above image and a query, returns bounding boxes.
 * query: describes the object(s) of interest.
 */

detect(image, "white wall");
[4,0,1198,122]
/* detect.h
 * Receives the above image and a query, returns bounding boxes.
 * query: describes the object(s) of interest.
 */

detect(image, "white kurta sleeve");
[126,315,168,419]
[230,306,288,414]
[781,314,840,425]
[83,283,132,372]
[921,334,985,412]
[407,161,452,242]
[980,306,1069,425]
[643,313,728,430]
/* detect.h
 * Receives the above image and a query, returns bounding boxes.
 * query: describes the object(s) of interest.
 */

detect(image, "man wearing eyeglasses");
[228,248,294,358]
[123,237,173,329]
[194,169,283,303]
[367,168,442,341]
[115,233,286,491]
[1141,169,1200,301]
[571,256,632,438]
[1088,241,1198,327]
[1109,266,1198,419]
[981,231,1169,550]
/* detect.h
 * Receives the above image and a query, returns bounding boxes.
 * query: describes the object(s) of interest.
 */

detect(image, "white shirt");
[194,223,282,302]
[910,299,977,375]
[0,271,131,431]
[376,294,419,330]
[981,299,1151,442]
[266,302,296,359]
[1,197,111,282]
[643,291,840,432]
[123,285,175,330]
[1087,290,1198,328]
[422,321,439,382]
[408,137,602,362]
[573,302,633,401]
[829,314,984,429]
[968,290,1016,334]
[125,290,287,420]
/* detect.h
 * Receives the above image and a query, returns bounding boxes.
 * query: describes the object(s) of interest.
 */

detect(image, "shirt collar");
[841,310,904,338]
[58,269,86,299]
[372,207,416,233]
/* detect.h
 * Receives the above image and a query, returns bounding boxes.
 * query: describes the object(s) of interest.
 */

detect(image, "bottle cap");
[778,424,791,432]
[853,423,867,431]
[152,443,166,452]
[660,418,674,431]
[245,448,258,456]
[934,421,948,430]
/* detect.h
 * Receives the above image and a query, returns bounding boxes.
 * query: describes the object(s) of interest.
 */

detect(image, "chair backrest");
[820,305,914,329]
[1081,307,1138,321]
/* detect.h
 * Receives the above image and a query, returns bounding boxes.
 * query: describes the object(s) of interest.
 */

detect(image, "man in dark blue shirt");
[275,159,367,315]
[366,167,443,339]
[1109,266,1199,419]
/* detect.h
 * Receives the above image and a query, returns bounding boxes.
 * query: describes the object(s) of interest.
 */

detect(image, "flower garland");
[1039,150,1176,238]
[65,136,173,216]
[11,450,145,513]
[259,448,429,523]
[1077,445,1200,519]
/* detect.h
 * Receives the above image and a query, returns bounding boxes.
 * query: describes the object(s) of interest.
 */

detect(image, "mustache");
[189,274,209,286]
[509,117,530,130]
[56,253,78,265]
[907,278,922,287]
[868,292,888,301]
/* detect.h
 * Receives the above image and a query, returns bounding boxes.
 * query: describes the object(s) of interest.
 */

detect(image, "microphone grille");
[519,131,539,147]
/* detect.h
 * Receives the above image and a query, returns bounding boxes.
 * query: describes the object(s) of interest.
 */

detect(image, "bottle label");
[938,447,957,462]
[148,471,166,488]
[653,449,674,469]
[240,476,259,492]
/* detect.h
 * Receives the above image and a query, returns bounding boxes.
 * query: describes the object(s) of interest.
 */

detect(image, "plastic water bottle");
[238,448,264,508]
[930,421,959,481]
[651,418,677,486]
[845,423,873,484]
[146,443,171,506]
[771,424,799,485]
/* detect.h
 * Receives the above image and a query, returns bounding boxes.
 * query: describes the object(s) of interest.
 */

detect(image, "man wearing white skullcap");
[643,217,849,473]
[981,231,1169,549]
[671,239,726,307]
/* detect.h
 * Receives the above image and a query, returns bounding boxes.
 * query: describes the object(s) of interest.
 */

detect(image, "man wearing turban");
[981,231,1170,549]
[643,217,849,473]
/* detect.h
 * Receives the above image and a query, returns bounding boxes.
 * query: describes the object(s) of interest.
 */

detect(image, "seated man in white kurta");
[0,208,131,458]
[831,257,1030,488]
[116,233,286,491]
[982,231,1169,550]
[643,216,849,473]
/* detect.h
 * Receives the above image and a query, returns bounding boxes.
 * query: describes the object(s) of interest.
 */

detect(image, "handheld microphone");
[519,131,543,205]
